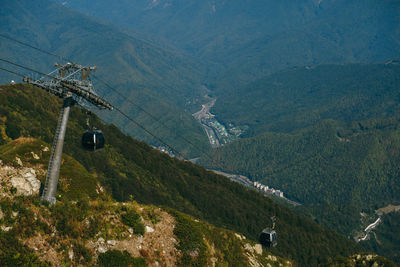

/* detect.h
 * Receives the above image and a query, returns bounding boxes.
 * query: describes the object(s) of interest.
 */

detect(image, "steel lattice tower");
[24,62,113,204]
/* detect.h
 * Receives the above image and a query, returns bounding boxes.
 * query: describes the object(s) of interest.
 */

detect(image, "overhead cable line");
[0,33,69,62]
[111,105,185,159]
[0,36,236,180]
[0,58,52,78]
[0,66,26,78]
[0,34,214,159]
[92,75,213,157]
[0,57,186,159]
[1,33,198,154]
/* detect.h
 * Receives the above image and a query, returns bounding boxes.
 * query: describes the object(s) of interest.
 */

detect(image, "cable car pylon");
[23,62,113,204]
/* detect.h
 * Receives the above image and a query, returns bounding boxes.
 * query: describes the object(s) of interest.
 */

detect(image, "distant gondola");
[259,227,277,247]
[82,130,105,151]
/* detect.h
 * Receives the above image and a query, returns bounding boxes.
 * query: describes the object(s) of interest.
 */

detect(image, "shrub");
[97,250,146,267]
[0,231,49,266]
[52,202,85,238]
[73,242,92,264]
[10,187,17,195]
[121,209,145,235]
[145,207,160,224]
[171,211,208,266]
[85,216,101,238]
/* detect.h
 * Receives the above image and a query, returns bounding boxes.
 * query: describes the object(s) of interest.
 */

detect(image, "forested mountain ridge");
[200,117,400,262]
[201,118,400,207]
[0,83,366,266]
[58,0,400,87]
[0,0,209,156]
[212,63,400,137]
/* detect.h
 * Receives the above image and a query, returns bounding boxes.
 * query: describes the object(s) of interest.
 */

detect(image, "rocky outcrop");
[11,168,41,195]
[0,164,41,196]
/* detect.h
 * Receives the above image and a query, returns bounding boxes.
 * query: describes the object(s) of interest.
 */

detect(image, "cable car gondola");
[259,227,277,247]
[82,129,105,151]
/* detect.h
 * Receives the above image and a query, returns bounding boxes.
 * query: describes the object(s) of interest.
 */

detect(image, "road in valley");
[357,217,382,242]
[192,98,221,148]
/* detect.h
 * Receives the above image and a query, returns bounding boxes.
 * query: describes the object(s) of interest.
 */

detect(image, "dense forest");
[58,0,400,88]
[197,62,400,264]
[201,118,400,208]
[0,84,364,266]
[200,117,400,262]
[212,63,400,137]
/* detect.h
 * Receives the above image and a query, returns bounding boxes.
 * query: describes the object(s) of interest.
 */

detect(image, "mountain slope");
[200,118,400,208]
[0,83,363,266]
[199,62,400,263]
[0,152,292,266]
[0,0,209,155]
[58,0,400,86]
[199,118,400,262]
[212,63,400,137]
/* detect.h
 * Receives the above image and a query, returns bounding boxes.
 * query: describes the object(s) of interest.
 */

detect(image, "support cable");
[0,34,206,155]
[0,59,187,159]
[0,66,26,78]
[112,105,185,159]
[0,58,52,78]
[92,75,211,157]
[0,33,68,62]
[0,36,219,162]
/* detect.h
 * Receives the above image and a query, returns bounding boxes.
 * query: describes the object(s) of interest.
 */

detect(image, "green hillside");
[0,166,293,266]
[0,138,98,201]
[213,63,400,137]
[0,83,363,266]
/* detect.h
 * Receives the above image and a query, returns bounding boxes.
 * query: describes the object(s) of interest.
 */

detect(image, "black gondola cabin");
[82,130,105,151]
[259,228,277,247]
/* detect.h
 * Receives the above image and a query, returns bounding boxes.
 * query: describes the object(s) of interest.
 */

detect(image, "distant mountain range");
[57,0,400,87]
[212,63,400,136]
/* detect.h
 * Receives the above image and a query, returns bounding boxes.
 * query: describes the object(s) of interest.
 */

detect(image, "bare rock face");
[15,157,23,166]
[68,248,74,261]
[254,244,263,255]
[1,225,12,232]
[4,167,41,196]
[145,225,155,233]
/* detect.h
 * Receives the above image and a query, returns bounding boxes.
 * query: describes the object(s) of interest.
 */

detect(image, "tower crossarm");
[23,76,65,98]
[60,80,113,110]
